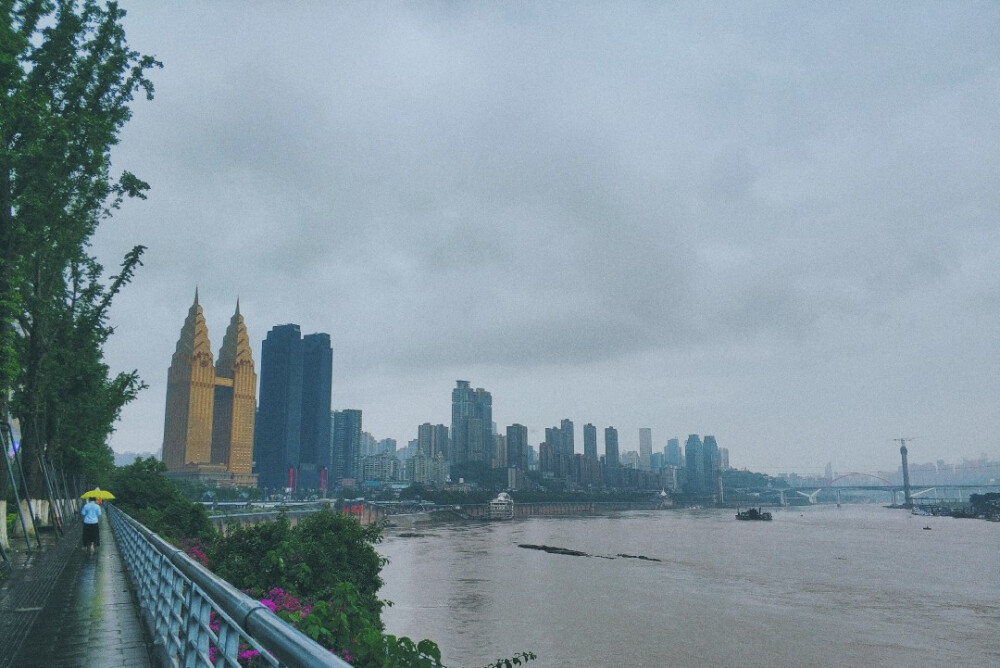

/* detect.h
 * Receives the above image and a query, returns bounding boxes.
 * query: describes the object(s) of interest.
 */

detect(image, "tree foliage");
[110,457,215,542]
[213,509,387,620]
[0,0,160,494]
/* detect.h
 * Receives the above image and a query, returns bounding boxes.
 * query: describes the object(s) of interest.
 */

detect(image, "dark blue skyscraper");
[255,324,332,492]
[299,333,332,490]
[256,325,304,491]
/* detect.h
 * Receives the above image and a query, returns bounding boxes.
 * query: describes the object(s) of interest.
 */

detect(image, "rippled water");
[378,505,999,667]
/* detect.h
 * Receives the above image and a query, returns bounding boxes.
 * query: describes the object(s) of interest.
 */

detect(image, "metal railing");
[108,505,352,667]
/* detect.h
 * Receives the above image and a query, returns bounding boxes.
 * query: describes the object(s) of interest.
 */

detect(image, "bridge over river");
[736,472,999,506]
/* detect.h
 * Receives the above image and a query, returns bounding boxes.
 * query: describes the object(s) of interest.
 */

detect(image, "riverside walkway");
[0,518,152,667]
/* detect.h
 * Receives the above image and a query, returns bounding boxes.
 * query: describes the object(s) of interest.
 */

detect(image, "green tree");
[0,0,160,495]
[213,509,387,621]
[110,457,215,542]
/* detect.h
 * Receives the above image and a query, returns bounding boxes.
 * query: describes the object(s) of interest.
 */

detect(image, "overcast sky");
[97,2,999,475]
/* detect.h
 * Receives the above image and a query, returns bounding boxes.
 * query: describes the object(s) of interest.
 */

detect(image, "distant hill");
[113,451,159,467]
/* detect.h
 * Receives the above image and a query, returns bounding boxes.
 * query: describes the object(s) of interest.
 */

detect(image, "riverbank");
[383,500,672,530]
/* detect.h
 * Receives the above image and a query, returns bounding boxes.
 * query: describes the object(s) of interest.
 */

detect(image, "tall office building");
[665,438,682,467]
[583,423,598,461]
[332,409,363,482]
[494,433,507,468]
[560,419,575,455]
[417,423,449,459]
[506,424,528,470]
[685,434,705,495]
[162,291,257,486]
[639,428,653,470]
[298,333,332,490]
[450,380,493,464]
[703,435,720,496]
[542,419,574,477]
[255,324,332,491]
[604,427,620,468]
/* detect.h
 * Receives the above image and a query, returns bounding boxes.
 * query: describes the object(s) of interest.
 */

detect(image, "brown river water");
[378,505,999,668]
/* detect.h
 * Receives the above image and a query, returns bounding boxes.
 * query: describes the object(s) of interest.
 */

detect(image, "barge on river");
[735,507,773,521]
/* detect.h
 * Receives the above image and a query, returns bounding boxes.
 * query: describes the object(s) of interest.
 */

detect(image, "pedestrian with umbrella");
[79,488,114,554]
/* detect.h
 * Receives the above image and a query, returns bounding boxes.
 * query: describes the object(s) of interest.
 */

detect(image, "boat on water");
[735,507,773,521]
[487,492,514,520]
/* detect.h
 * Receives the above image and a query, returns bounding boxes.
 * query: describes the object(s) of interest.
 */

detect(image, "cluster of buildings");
[160,294,729,498]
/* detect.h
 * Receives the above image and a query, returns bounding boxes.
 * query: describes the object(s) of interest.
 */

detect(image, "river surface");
[378,505,999,667]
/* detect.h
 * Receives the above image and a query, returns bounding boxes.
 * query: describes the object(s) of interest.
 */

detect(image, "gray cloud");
[98,1,1000,473]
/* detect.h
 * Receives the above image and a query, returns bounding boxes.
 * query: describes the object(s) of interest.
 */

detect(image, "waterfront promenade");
[0,518,152,667]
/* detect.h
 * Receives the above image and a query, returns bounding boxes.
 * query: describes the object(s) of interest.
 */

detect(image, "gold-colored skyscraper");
[161,290,257,486]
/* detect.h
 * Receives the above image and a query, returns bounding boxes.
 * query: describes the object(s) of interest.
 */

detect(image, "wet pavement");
[0,518,152,667]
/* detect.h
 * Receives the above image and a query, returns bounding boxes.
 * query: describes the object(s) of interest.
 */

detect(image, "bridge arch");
[827,472,893,486]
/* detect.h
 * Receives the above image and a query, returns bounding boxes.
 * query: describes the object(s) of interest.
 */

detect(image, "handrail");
[108,505,352,667]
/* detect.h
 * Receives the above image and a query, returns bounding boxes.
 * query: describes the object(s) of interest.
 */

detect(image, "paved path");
[0,518,152,667]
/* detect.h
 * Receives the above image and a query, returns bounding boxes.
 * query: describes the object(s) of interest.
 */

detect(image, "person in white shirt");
[80,497,102,554]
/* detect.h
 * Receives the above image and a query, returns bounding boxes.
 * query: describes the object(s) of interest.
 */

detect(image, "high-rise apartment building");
[450,380,493,464]
[703,435,720,498]
[685,434,704,495]
[332,409,363,483]
[506,424,528,470]
[604,427,620,468]
[639,428,653,470]
[583,423,597,461]
[162,291,257,486]
[417,423,449,459]
[665,438,682,467]
[255,324,332,492]
[494,433,507,468]
[541,419,574,477]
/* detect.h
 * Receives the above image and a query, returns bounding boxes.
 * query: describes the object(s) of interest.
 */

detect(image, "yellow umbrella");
[81,488,115,500]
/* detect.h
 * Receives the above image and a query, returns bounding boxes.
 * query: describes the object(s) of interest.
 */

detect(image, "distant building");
[583,423,598,461]
[361,452,400,483]
[451,380,493,464]
[417,423,449,459]
[703,435,720,498]
[542,419,574,477]
[254,324,332,492]
[162,291,257,487]
[494,433,507,468]
[407,452,449,485]
[331,409,362,483]
[604,427,620,468]
[665,438,682,467]
[685,434,704,495]
[639,428,653,470]
[299,333,332,490]
[506,424,528,470]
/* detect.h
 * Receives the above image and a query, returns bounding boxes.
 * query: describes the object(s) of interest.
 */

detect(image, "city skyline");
[98,3,998,475]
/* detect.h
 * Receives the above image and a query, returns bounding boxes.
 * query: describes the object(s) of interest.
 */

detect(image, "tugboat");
[735,507,773,521]
[487,492,514,520]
